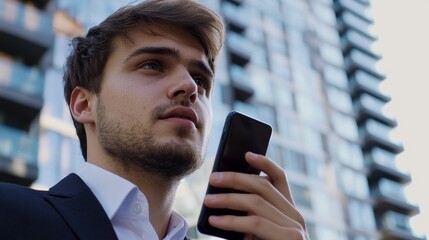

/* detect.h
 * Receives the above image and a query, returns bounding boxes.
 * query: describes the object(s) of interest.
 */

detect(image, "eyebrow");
[124,46,213,78]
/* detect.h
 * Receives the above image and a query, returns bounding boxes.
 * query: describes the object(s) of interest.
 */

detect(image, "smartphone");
[197,111,272,239]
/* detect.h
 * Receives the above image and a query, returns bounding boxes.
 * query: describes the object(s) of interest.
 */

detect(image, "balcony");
[365,147,411,184]
[381,211,425,240]
[0,124,38,186]
[222,0,244,6]
[337,10,375,38]
[229,64,254,101]
[345,49,383,79]
[222,1,247,33]
[349,69,390,101]
[0,0,54,65]
[354,93,397,127]
[335,0,373,22]
[227,32,252,66]
[18,0,51,9]
[360,119,403,154]
[372,179,419,216]
[341,28,380,58]
[0,58,44,127]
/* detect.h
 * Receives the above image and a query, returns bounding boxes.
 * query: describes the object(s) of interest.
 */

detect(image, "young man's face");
[93,25,214,179]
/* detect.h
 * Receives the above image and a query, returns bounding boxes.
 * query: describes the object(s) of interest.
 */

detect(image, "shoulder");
[0,182,46,202]
[0,182,47,215]
[0,182,69,237]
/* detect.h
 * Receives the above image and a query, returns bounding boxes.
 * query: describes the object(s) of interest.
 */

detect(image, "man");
[0,0,309,239]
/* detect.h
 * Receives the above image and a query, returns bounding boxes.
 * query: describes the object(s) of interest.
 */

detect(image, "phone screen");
[197,111,272,239]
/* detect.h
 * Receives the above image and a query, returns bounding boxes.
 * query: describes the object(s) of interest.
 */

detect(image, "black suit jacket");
[0,173,191,240]
[0,173,117,240]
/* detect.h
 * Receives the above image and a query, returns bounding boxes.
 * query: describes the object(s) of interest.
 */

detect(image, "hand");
[203,152,310,240]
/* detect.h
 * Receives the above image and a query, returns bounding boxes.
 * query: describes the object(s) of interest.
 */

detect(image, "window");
[320,43,344,67]
[303,126,324,156]
[348,199,376,231]
[278,113,302,144]
[330,136,364,169]
[293,65,323,97]
[331,112,359,141]
[322,64,349,90]
[266,143,283,166]
[382,211,411,232]
[313,189,344,223]
[326,86,353,113]
[306,156,326,179]
[315,225,347,240]
[249,67,273,102]
[250,45,268,68]
[316,23,340,46]
[269,53,291,79]
[311,2,337,26]
[290,183,312,209]
[339,167,369,198]
[296,93,327,126]
[274,83,295,110]
[283,148,306,174]
[378,178,406,200]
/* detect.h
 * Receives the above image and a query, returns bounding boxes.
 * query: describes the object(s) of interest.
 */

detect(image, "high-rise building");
[0,0,425,239]
[0,0,53,186]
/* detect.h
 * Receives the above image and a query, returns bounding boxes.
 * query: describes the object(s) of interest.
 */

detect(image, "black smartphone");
[197,111,272,239]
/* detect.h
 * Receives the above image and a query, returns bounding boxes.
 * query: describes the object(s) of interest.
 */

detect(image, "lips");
[159,107,199,127]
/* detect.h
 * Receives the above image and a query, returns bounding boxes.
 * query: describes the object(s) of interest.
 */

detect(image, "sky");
[371,0,429,237]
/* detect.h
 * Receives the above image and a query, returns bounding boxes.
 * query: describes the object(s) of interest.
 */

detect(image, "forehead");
[112,25,208,63]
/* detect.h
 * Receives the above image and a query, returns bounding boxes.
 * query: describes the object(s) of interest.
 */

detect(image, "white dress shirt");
[75,162,188,240]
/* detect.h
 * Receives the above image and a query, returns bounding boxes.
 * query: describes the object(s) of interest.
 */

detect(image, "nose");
[167,68,198,103]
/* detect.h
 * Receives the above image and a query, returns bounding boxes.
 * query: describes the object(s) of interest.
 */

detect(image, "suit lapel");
[45,173,118,240]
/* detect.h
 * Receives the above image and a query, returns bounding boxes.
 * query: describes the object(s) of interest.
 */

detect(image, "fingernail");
[205,194,216,201]
[211,172,223,182]
[247,152,257,160]
[209,216,221,223]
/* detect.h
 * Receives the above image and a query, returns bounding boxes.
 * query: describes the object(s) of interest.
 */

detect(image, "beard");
[95,97,205,181]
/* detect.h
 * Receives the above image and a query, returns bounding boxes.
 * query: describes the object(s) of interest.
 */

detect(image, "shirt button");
[132,203,142,215]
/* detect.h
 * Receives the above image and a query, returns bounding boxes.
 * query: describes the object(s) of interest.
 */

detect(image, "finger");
[209,172,302,225]
[203,193,300,229]
[208,215,307,240]
[245,152,294,203]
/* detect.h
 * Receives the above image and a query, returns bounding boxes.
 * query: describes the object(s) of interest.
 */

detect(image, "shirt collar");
[75,162,188,240]
[75,162,134,220]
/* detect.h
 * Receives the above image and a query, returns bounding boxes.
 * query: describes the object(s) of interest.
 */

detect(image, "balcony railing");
[345,49,382,77]
[228,64,254,101]
[376,178,406,201]
[227,32,252,66]
[382,211,411,232]
[0,124,38,165]
[360,119,403,153]
[0,58,44,98]
[349,69,389,101]
[222,1,247,33]
[355,93,397,127]
[342,29,379,58]
[365,147,411,184]
[0,57,44,125]
[0,0,54,64]
[338,10,375,38]
[335,0,373,22]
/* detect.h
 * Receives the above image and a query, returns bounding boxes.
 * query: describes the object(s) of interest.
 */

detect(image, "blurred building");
[0,0,53,185]
[0,0,424,239]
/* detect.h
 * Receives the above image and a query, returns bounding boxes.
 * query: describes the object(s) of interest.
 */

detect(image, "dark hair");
[63,0,225,160]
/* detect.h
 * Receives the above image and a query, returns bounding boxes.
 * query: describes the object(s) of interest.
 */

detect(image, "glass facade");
[0,0,424,239]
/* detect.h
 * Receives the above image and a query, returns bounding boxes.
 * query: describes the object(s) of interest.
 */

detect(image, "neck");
[89,158,180,239]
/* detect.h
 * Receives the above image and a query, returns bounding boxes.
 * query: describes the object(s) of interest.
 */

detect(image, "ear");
[69,87,96,124]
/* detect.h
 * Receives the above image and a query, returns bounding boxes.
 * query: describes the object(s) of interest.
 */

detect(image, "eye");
[139,61,162,71]
[193,76,209,90]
